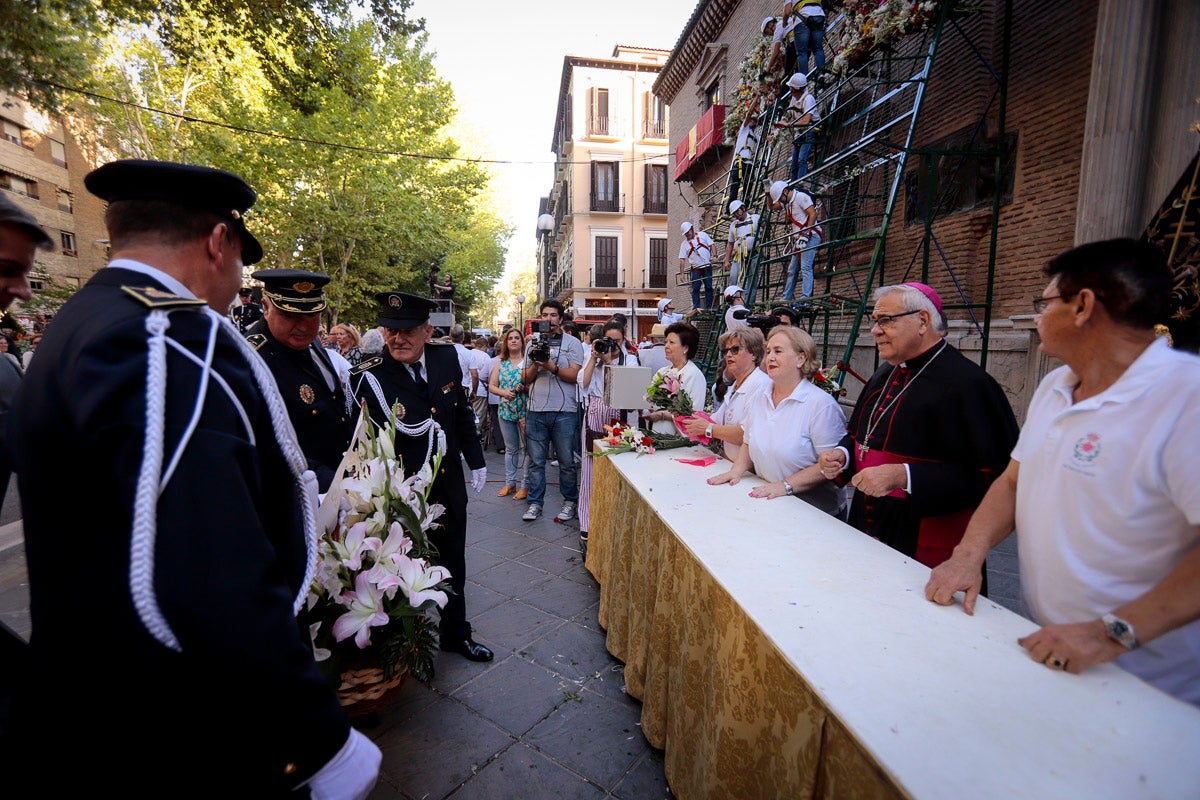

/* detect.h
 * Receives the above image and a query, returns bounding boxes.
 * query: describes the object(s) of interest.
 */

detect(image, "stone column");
[1074,0,1162,244]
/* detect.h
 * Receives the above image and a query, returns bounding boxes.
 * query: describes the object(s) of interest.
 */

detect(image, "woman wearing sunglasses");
[683,328,770,461]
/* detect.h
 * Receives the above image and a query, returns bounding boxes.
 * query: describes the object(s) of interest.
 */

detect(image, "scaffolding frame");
[681,1,1014,389]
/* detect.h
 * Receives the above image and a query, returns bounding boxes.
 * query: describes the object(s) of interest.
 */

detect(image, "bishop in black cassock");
[829,283,1018,569]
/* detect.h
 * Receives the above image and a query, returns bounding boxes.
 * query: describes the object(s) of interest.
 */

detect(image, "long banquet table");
[586,446,1200,799]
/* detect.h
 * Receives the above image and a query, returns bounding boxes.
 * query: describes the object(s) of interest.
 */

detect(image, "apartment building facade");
[538,46,673,341]
[0,91,107,318]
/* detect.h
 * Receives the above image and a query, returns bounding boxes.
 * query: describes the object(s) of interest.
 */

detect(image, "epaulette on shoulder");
[427,340,451,346]
[350,355,382,375]
[246,333,268,351]
[121,286,207,310]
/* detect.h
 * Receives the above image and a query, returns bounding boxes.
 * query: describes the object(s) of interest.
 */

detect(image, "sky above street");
[409,0,698,288]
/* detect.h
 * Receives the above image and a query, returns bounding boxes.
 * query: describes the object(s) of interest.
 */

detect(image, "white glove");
[471,467,487,493]
[304,728,381,800]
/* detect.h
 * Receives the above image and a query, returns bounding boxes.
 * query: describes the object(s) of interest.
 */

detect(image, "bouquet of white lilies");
[307,409,450,687]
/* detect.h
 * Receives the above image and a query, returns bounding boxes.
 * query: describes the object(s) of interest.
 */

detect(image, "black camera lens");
[594,338,615,354]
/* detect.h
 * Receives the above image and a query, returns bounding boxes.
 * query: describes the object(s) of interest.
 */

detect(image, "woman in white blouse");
[643,322,707,435]
[707,326,846,515]
[683,327,770,461]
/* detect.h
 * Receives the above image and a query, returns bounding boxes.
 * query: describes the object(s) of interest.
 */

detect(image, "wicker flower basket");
[336,662,409,717]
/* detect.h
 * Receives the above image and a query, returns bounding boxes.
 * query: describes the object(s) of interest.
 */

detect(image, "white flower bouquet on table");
[307,408,450,696]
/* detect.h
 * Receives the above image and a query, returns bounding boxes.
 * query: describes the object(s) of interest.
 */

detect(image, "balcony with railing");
[643,118,667,140]
[644,195,668,215]
[590,192,623,213]
[587,115,611,137]
[673,104,725,182]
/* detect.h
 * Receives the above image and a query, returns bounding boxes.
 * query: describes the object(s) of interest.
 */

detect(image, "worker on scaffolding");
[768,180,822,304]
[679,221,715,310]
[723,199,759,297]
[728,111,760,207]
[781,72,820,182]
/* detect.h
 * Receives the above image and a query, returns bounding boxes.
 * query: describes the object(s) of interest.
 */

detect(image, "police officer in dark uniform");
[7,159,379,795]
[246,269,352,491]
[350,291,493,662]
[230,286,263,332]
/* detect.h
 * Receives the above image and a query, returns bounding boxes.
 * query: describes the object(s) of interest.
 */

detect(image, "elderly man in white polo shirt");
[926,238,1200,708]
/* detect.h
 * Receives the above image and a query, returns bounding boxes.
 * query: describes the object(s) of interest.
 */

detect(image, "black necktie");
[411,361,427,393]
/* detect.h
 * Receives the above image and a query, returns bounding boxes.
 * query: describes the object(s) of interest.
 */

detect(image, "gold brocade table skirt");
[587,456,904,800]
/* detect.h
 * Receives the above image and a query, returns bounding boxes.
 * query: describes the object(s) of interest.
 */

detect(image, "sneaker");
[550,459,559,467]
[522,504,542,521]
[556,501,576,522]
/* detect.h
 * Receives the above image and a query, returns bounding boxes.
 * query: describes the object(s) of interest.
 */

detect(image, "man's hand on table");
[1017,620,1128,675]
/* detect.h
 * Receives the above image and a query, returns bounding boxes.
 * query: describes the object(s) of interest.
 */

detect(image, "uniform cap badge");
[388,294,402,308]
[292,281,316,293]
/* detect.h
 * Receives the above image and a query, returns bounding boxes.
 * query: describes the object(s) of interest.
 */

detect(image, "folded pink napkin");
[674,410,716,445]
[674,455,718,467]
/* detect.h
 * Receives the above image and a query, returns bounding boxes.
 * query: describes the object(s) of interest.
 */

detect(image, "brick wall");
[890,0,1097,321]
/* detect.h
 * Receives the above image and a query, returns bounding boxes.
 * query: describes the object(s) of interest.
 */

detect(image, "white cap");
[728,199,745,214]
[723,285,745,299]
[761,16,776,33]
[657,298,673,313]
[787,73,808,90]
[680,221,694,235]
[769,180,788,204]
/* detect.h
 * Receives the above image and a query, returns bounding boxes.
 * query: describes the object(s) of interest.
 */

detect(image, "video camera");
[732,308,782,334]
[528,319,553,363]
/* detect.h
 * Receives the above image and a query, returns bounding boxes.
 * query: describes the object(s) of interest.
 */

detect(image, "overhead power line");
[32,77,671,168]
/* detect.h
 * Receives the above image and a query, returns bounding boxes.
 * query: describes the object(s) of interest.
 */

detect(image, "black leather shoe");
[441,636,494,662]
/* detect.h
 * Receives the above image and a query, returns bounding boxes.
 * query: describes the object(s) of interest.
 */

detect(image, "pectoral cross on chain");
[857,440,870,460]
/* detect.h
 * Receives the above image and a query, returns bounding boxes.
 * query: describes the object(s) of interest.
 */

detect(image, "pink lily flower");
[331,573,391,649]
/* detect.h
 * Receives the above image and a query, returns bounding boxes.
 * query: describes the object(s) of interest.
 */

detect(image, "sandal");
[513,488,528,501]
[497,485,515,497]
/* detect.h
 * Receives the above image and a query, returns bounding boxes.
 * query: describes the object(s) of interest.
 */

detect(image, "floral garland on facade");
[829,0,941,78]
[724,33,778,141]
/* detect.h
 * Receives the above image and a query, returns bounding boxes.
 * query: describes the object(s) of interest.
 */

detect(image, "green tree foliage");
[0,0,424,114]
[69,10,506,330]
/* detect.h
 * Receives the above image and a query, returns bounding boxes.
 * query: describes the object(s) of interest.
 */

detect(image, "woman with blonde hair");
[330,323,363,366]
[707,326,846,514]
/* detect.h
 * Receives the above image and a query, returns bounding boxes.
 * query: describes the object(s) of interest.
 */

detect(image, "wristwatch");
[1101,613,1139,650]
[704,423,714,439]
[783,481,794,496]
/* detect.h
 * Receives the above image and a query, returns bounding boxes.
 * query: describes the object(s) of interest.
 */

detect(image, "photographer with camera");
[520,299,585,523]
[579,320,639,555]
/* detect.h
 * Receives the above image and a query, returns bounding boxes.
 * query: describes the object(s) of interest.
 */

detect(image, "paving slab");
[520,618,619,685]
[451,654,575,737]
[470,598,564,656]
[523,690,650,790]
[611,748,673,800]
[452,742,605,800]
[519,575,607,623]
[374,695,514,800]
